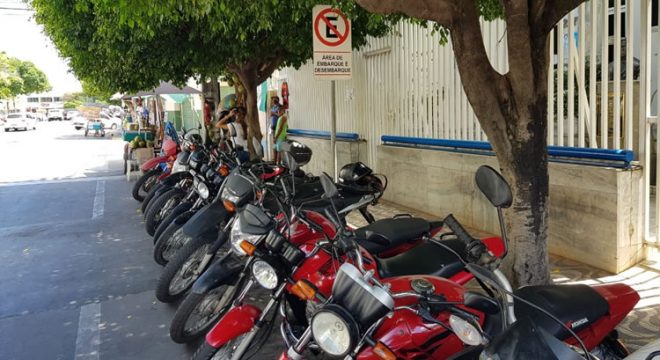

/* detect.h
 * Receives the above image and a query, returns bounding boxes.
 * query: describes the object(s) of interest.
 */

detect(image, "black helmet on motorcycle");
[337,162,384,195]
[338,162,372,186]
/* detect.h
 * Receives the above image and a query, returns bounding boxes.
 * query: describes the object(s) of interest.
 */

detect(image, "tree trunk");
[233,70,262,159]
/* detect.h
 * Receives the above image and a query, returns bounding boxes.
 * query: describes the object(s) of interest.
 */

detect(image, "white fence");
[280,0,660,240]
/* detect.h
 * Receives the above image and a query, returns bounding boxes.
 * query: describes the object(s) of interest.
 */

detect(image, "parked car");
[47,109,64,121]
[64,110,79,120]
[4,113,37,131]
[72,115,88,130]
[100,112,122,130]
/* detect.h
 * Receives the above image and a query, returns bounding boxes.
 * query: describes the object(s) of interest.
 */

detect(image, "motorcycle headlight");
[449,314,485,346]
[221,187,241,212]
[311,305,358,357]
[196,182,210,199]
[229,218,262,256]
[251,260,278,290]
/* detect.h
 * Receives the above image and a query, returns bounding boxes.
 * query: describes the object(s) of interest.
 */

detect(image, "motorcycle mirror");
[475,165,512,209]
[320,172,339,199]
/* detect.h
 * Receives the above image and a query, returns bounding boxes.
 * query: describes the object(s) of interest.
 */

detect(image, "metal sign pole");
[330,80,337,181]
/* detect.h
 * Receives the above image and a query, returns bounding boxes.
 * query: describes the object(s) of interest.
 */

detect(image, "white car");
[47,109,64,121]
[72,115,88,130]
[4,113,37,131]
[100,113,122,130]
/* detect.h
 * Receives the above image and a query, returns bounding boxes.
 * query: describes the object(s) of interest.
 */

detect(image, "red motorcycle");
[131,125,180,202]
[190,172,507,359]
[277,166,639,360]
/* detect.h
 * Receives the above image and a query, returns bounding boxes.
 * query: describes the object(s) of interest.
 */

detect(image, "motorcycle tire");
[144,188,185,236]
[132,168,161,202]
[591,333,630,360]
[153,202,193,244]
[169,286,235,344]
[153,224,191,266]
[141,182,165,214]
[155,234,215,303]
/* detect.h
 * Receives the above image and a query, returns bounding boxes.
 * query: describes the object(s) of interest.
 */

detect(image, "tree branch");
[538,0,587,35]
[354,0,456,28]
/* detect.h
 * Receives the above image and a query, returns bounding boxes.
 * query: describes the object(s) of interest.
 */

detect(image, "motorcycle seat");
[354,217,439,254]
[375,240,467,279]
[513,284,609,340]
[297,194,365,216]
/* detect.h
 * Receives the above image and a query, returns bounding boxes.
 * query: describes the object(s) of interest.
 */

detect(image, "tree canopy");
[0,52,51,100]
[32,0,396,156]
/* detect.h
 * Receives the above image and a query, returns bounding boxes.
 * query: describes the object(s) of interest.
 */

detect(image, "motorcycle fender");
[173,210,195,226]
[161,171,191,187]
[141,155,168,172]
[182,202,229,238]
[153,184,174,199]
[205,305,261,348]
[191,254,244,295]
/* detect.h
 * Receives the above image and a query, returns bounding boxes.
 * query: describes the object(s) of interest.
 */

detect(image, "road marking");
[0,175,124,188]
[74,303,101,360]
[92,180,105,219]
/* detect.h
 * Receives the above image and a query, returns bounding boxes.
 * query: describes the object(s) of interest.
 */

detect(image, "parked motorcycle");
[141,131,203,216]
[145,143,224,236]
[152,148,235,265]
[167,159,404,343]
[131,122,180,202]
[193,166,638,360]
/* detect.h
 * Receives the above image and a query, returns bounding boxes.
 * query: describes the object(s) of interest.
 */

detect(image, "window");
[27,97,39,103]
[40,97,53,103]
[653,0,658,27]
[53,97,62,102]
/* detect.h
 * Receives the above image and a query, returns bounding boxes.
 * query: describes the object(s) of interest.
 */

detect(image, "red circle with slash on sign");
[314,8,350,47]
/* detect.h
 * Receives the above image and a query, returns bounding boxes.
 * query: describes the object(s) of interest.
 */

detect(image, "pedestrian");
[269,96,281,158]
[273,106,288,163]
[216,106,249,163]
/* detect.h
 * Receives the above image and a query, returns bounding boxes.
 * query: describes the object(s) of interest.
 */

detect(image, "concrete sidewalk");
[346,200,660,351]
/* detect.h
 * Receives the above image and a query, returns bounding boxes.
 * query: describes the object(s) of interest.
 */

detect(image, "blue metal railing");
[287,129,359,141]
[381,135,634,168]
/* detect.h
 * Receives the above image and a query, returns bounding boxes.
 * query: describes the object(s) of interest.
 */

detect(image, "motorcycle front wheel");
[132,168,161,202]
[155,235,214,303]
[144,188,185,236]
[141,182,165,214]
[153,224,191,266]
[169,285,235,344]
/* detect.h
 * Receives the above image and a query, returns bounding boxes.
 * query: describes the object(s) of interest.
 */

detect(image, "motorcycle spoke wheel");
[162,228,189,262]
[169,244,212,295]
[185,286,234,335]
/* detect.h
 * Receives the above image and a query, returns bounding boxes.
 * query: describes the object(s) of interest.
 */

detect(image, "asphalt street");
[0,122,195,360]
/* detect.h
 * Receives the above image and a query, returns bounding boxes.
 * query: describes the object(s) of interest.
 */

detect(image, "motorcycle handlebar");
[443,214,475,247]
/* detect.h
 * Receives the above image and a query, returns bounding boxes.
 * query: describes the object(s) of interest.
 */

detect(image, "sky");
[0,1,82,94]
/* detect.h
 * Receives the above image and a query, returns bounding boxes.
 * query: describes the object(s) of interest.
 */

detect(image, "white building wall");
[283,20,508,169]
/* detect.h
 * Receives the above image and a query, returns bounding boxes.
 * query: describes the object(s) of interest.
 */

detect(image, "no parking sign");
[312,5,352,80]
